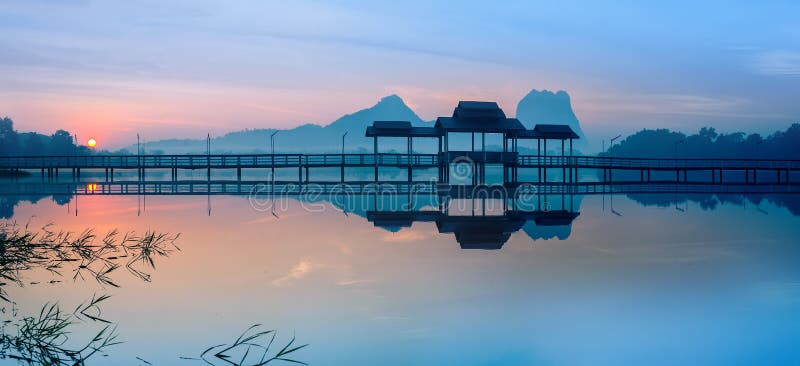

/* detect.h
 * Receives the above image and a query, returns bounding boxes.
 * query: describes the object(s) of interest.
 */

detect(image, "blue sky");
[1,0,798,147]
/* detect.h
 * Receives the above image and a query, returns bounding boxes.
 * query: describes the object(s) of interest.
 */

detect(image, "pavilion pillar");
[561,139,565,183]
[537,139,542,183]
[408,137,412,182]
[374,136,378,182]
[543,139,547,183]
[471,132,475,151]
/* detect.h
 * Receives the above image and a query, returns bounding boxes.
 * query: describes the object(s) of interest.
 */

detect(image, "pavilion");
[365,100,580,184]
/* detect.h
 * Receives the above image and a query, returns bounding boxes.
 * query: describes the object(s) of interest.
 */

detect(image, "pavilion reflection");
[365,191,580,249]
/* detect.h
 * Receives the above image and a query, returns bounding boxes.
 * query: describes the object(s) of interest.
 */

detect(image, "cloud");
[381,230,431,243]
[581,93,754,118]
[271,259,314,286]
[752,50,800,77]
[336,279,376,286]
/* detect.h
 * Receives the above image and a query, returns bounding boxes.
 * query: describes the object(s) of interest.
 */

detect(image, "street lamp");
[270,131,279,181]
[270,131,279,155]
[340,131,348,183]
[609,134,622,164]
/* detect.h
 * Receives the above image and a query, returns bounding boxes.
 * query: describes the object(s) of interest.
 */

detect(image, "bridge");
[0,153,797,185]
[2,180,797,197]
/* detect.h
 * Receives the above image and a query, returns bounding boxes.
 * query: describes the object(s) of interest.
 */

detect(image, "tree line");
[603,124,800,159]
[0,117,91,156]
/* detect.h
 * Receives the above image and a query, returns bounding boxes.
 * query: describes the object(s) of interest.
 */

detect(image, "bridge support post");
[683,170,687,182]
[745,169,749,184]
[237,167,242,182]
[718,169,722,184]
[711,169,716,184]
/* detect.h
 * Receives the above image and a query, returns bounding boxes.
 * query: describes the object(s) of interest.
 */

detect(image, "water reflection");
[366,195,579,249]
[2,179,800,365]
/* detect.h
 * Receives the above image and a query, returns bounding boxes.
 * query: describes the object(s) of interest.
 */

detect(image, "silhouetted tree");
[606,124,800,159]
[0,117,19,155]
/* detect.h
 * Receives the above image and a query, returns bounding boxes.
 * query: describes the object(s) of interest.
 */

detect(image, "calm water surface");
[3,190,800,365]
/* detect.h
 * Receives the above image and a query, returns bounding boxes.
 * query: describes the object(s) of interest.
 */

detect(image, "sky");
[1,0,799,148]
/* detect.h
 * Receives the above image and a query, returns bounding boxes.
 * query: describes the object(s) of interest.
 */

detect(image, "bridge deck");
[2,180,797,197]
[1,153,799,171]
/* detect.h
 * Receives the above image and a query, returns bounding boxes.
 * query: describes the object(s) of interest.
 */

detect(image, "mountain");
[126,95,426,154]
[515,89,586,146]
[125,90,588,154]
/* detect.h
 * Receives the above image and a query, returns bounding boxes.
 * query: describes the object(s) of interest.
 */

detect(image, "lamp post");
[609,134,622,159]
[137,133,141,176]
[270,131,279,181]
[341,131,348,183]
[270,131,279,155]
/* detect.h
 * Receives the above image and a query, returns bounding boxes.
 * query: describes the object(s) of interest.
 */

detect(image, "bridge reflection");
[3,179,800,248]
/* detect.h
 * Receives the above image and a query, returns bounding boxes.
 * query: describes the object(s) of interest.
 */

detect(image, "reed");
[0,221,180,303]
[183,324,308,365]
[0,294,120,365]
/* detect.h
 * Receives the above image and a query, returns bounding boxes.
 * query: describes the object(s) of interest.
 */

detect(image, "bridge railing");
[0,153,441,169]
[516,155,800,169]
[2,153,800,170]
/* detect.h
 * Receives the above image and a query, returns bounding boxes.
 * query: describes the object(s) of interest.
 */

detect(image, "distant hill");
[516,89,586,148]
[123,89,588,154]
[126,95,427,154]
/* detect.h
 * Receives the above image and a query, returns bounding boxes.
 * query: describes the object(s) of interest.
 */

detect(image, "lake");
[2,178,800,365]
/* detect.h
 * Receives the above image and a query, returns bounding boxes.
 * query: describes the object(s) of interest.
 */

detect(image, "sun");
[87,138,97,147]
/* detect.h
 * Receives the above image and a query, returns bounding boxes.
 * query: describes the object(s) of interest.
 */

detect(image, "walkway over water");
[2,180,798,197]
[1,153,798,185]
